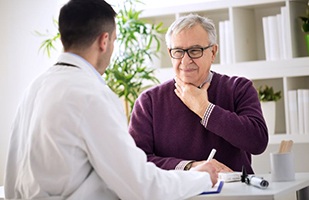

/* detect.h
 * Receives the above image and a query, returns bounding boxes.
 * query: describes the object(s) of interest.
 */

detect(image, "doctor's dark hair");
[59,0,116,50]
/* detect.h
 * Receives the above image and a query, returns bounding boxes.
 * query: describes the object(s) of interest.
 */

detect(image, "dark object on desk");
[241,165,269,189]
[200,181,224,195]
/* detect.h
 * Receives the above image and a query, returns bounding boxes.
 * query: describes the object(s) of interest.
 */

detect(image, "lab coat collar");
[57,52,107,86]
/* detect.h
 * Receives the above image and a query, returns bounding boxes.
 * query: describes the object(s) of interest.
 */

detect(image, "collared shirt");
[4,52,212,200]
[198,71,213,89]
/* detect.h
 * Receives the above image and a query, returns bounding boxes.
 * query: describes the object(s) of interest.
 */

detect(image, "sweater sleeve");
[129,92,185,170]
[205,77,268,155]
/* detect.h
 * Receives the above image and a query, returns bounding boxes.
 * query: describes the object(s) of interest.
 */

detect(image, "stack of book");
[288,89,309,134]
[262,6,292,61]
[219,20,233,65]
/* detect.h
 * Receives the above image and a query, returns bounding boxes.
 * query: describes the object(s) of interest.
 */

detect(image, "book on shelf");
[219,21,226,65]
[288,90,299,134]
[262,16,270,61]
[268,15,280,60]
[219,20,233,65]
[224,20,233,64]
[304,90,309,134]
[298,90,305,134]
[280,6,291,59]
[288,89,309,135]
[262,6,289,61]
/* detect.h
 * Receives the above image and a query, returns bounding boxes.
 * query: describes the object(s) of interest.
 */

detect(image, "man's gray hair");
[165,14,217,48]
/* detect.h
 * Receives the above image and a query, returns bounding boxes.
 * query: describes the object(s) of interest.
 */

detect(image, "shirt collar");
[198,71,213,88]
[57,52,106,86]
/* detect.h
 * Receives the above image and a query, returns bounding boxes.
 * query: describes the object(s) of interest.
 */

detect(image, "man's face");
[107,29,117,63]
[100,28,117,74]
[169,24,217,87]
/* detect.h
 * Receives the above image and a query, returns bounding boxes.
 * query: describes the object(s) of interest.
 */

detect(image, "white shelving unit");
[140,0,309,144]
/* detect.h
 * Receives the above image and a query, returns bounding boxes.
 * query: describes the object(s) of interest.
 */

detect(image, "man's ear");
[98,32,109,52]
[211,44,218,61]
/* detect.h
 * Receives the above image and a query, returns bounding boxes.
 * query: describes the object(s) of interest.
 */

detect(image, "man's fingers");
[174,83,183,94]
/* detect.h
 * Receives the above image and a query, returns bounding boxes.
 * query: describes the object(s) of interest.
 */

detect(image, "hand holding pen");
[191,148,233,186]
[191,149,233,173]
[206,149,233,173]
[190,160,218,187]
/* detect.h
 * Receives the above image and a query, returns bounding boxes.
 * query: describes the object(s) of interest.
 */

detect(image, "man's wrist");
[200,102,215,127]
[184,161,194,170]
[175,160,195,170]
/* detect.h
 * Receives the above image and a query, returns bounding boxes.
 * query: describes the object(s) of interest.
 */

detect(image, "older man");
[129,14,268,174]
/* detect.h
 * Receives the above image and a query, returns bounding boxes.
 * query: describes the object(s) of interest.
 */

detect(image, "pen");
[207,148,216,162]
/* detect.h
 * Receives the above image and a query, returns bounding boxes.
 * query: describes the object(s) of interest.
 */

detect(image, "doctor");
[4,0,220,199]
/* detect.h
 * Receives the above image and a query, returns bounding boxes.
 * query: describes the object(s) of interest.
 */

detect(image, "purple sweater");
[129,71,268,174]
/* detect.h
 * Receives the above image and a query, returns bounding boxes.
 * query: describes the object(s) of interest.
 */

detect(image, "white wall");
[0,0,60,184]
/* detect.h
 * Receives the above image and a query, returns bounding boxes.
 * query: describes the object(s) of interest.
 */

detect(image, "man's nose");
[181,51,192,65]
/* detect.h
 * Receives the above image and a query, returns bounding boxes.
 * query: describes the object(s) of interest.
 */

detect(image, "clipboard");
[200,181,224,195]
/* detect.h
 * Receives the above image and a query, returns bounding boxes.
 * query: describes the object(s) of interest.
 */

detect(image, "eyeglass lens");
[170,45,212,59]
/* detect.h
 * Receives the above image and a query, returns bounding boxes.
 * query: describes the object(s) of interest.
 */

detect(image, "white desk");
[1,173,309,200]
[190,173,309,200]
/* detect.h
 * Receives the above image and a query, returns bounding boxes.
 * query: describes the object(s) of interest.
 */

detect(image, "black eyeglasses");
[169,45,213,59]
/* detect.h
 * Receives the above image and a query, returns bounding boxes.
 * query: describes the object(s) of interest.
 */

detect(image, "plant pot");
[261,101,276,135]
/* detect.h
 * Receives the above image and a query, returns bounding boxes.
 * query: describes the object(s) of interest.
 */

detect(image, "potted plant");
[257,85,282,134]
[104,0,166,120]
[299,1,309,54]
[38,0,166,121]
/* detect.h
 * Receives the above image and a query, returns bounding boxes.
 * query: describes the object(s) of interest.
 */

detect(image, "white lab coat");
[4,53,212,200]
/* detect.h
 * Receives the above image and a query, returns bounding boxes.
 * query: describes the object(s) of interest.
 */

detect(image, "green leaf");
[302,22,309,33]
[257,85,282,102]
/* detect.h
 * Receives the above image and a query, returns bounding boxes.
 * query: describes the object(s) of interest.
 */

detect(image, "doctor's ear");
[98,32,109,52]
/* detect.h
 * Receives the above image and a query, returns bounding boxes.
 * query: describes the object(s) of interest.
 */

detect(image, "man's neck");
[198,71,213,88]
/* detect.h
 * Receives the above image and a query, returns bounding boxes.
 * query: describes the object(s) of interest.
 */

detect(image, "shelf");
[269,134,309,144]
[155,57,309,83]
[212,57,309,80]
[144,0,309,144]
[140,0,287,18]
